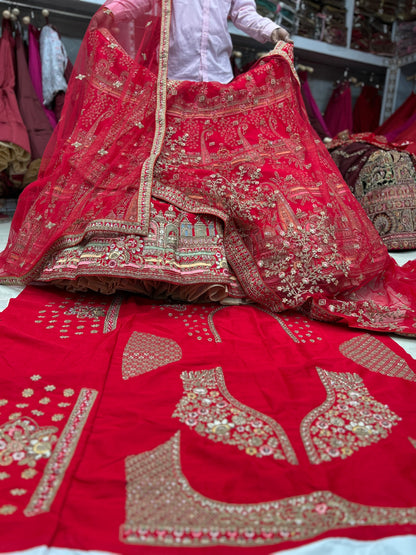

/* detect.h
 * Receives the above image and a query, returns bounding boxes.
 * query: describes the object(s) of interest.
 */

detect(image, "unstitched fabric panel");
[0,285,416,553]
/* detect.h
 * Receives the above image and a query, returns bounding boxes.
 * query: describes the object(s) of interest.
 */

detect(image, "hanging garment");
[298,69,332,140]
[53,58,74,121]
[352,85,382,133]
[39,25,69,109]
[3,0,416,335]
[376,91,416,137]
[324,80,353,137]
[0,19,31,175]
[28,24,57,129]
[14,28,53,161]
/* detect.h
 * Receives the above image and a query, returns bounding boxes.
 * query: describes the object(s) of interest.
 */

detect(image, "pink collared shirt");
[106,0,278,83]
[168,0,278,82]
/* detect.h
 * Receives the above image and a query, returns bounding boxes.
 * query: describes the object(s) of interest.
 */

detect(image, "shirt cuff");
[259,21,281,43]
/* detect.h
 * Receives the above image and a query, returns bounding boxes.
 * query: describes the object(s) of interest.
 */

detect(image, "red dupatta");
[0,0,170,274]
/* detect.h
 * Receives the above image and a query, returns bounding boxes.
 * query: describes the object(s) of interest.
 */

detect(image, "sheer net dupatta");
[0,0,170,282]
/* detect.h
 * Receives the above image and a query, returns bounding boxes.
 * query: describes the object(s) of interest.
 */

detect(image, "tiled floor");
[1,218,416,357]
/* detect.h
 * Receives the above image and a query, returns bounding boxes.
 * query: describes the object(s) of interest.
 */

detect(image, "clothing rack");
[0,1,91,20]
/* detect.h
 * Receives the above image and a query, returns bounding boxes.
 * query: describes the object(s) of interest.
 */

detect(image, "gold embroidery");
[35,295,114,339]
[0,417,58,468]
[301,368,401,464]
[22,389,34,398]
[103,293,123,333]
[25,388,98,516]
[0,505,17,515]
[10,489,27,496]
[122,332,182,379]
[155,304,223,343]
[339,334,416,382]
[39,202,232,297]
[21,469,37,480]
[261,213,352,307]
[121,432,416,546]
[279,313,324,344]
[136,0,171,234]
[409,437,416,450]
[65,303,105,319]
[173,367,298,463]
[312,298,408,333]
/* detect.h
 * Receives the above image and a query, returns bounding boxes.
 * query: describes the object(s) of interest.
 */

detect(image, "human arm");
[103,0,152,19]
[270,26,293,43]
[229,0,292,44]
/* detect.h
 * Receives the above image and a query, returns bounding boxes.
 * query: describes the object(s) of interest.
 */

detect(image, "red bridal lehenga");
[1,0,416,335]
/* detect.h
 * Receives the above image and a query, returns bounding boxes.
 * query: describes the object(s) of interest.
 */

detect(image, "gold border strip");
[137,0,171,233]
[24,388,98,517]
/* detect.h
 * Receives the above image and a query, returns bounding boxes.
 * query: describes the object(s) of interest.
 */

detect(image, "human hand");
[270,27,293,44]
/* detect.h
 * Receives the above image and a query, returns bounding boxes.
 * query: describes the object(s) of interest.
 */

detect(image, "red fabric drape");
[2,1,416,335]
[14,29,53,160]
[376,92,416,136]
[352,85,382,133]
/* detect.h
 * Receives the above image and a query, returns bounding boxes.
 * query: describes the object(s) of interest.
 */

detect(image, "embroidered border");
[24,388,98,517]
[300,368,401,464]
[104,293,124,333]
[121,431,416,546]
[173,367,298,463]
[137,0,171,233]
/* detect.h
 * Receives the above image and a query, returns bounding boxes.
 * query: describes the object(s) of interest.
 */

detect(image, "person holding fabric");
[167,0,292,82]
[1,0,416,336]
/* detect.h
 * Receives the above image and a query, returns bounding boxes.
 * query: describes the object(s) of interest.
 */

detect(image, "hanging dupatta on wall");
[2,0,416,335]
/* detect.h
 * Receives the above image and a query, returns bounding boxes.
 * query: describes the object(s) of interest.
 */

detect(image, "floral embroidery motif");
[0,371,98,518]
[64,304,106,319]
[34,295,115,339]
[21,469,37,480]
[121,432,416,546]
[339,334,416,382]
[312,298,406,333]
[0,505,17,515]
[301,368,401,464]
[409,437,416,450]
[10,489,27,496]
[122,332,182,379]
[0,418,58,468]
[260,213,352,307]
[173,367,298,464]
[25,388,98,516]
